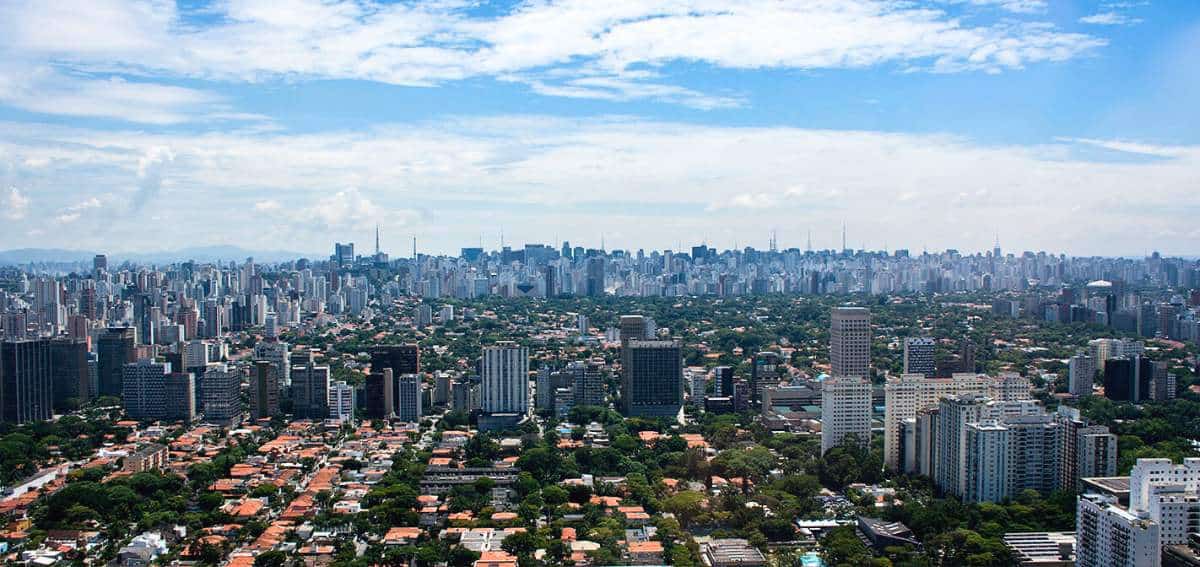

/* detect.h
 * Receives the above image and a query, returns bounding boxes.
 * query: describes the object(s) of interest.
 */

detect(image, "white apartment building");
[328,381,354,422]
[481,341,529,415]
[830,306,870,378]
[820,376,872,453]
[1076,493,1161,567]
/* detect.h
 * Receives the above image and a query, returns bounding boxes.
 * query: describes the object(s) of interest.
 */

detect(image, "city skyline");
[1,1,1198,256]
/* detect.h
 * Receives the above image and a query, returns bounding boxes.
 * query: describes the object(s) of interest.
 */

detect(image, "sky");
[1,0,1198,257]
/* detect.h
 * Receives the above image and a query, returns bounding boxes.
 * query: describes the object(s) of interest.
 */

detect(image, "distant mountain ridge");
[0,246,320,265]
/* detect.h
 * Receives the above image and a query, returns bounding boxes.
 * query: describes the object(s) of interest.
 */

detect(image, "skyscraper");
[291,362,330,419]
[1068,353,1096,397]
[97,327,136,397]
[585,257,605,297]
[0,339,53,423]
[396,373,423,422]
[902,337,935,377]
[481,341,529,415]
[201,364,242,426]
[329,381,355,421]
[365,369,394,419]
[249,360,280,420]
[49,337,89,411]
[830,306,870,377]
[570,359,605,408]
[750,353,780,407]
[820,375,871,453]
[620,340,683,418]
[619,315,649,343]
[122,360,189,421]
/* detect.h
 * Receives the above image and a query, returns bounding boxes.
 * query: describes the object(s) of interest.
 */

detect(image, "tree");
[254,550,288,567]
[661,491,706,528]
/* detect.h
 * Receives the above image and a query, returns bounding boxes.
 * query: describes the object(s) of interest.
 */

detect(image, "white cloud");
[1079,12,1143,26]
[1,117,1197,255]
[132,146,174,211]
[4,186,30,220]
[253,200,282,212]
[0,0,1108,107]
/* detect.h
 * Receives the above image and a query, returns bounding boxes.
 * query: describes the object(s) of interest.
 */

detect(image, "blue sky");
[1,0,1198,256]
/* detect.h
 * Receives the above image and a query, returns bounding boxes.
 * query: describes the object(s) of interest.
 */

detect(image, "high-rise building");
[750,352,781,407]
[49,337,89,411]
[97,327,136,397]
[620,340,682,418]
[1128,458,1200,547]
[902,337,935,377]
[165,372,196,422]
[535,367,554,411]
[620,315,649,343]
[334,242,355,266]
[329,381,354,421]
[883,373,1004,471]
[1069,353,1096,397]
[253,341,291,387]
[249,361,280,420]
[291,362,330,419]
[830,306,870,377]
[371,344,420,377]
[1103,356,1156,402]
[570,359,605,408]
[122,360,193,421]
[365,369,394,419]
[1076,493,1161,567]
[585,257,605,297]
[481,341,529,415]
[434,371,452,406]
[396,373,423,422]
[820,376,871,453]
[713,365,735,398]
[201,364,242,426]
[1055,406,1117,491]
[0,339,53,423]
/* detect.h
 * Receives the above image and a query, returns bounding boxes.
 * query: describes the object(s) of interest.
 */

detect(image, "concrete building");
[97,327,136,397]
[1076,493,1161,567]
[329,381,354,422]
[396,373,423,422]
[122,360,192,421]
[201,364,242,426]
[365,369,394,418]
[903,337,936,377]
[570,359,605,408]
[249,360,280,420]
[820,376,871,453]
[481,341,529,415]
[290,362,330,419]
[1068,353,1096,397]
[620,340,683,418]
[0,338,53,423]
[830,306,871,378]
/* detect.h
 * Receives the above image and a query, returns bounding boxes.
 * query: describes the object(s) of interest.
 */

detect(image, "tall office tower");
[0,339,53,423]
[49,338,89,411]
[1055,407,1117,491]
[93,254,107,273]
[902,337,935,377]
[883,373,993,471]
[249,361,280,420]
[132,293,154,346]
[570,360,605,407]
[713,365,735,397]
[481,341,529,414]
[619,315,649,343]
[1069,353,1096,397]
[535,367,554,411]
[750,352,781,407]
[291,363,330,419]
[369,344,421,379]
[1076,493,1161,567]
[958,337,977,373]
[434,372,451,406]
[585,257,605,297]
[1129,458,1200,547]
[365,369,394,419]
[165,372,196,422]
[334,242,355,266]
[396,373,423,422]
[97,327,136,396]
[253,340,291,387]
[121,360,169,421]
[451,379,475,413]
[182,340,211,373]
[620,340,683,418]
[543,265,557,297]
[201,364,242,426]
[80,288,97,319]
[329,381,354,422]
[2,313,28,339]
[689,369,707,407]
[1103,356,1153,402]
[577,314,589,336]
[1089,337,1143,368]
[830,306,870,377]
[820,376,872,453]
